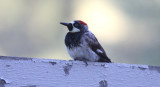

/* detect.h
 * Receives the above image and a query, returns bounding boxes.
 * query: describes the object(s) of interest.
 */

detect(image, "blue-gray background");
[0,0,160,65]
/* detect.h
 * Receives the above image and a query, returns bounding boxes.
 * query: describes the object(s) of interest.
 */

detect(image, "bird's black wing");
[83,32,111,63]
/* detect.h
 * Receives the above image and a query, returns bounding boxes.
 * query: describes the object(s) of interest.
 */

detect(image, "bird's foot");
[74,58,88,66]
[83,60,88,66]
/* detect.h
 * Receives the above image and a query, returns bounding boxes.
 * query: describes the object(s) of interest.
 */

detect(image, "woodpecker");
[60,20,111,64]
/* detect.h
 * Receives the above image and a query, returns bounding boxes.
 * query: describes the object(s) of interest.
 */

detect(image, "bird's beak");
[60,22,69,26]
[60,22,73,31]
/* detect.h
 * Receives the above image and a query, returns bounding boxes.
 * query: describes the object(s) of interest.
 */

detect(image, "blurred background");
[0,0,160,66]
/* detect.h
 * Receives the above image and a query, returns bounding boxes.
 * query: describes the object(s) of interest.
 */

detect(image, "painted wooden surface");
[0,56,160,87]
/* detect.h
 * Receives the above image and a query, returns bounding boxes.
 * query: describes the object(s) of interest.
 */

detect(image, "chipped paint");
[99,80,107,87]
[63,64,72,75]
[149,66,160,73]
[50,62,57,65]
[138,65,148,70]
[0,78,6,87]
[131,66,135,69]
[6,65,11,67]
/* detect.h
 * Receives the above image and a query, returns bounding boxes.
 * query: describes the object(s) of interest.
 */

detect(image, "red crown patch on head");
[79,20,87,25]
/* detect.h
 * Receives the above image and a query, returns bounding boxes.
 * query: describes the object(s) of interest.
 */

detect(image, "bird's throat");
[65,32,83,49]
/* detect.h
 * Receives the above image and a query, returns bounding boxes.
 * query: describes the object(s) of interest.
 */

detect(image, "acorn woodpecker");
[60,20,111,64]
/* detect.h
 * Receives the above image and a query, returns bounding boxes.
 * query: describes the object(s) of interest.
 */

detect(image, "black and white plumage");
[60,20,111,63]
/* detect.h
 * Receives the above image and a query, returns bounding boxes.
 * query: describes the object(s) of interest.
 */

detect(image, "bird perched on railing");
[60,20,111,65]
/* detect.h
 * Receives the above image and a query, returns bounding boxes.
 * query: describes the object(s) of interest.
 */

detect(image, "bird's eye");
[74,23,80,27]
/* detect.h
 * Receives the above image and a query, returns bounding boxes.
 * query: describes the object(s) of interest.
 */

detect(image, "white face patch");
[96,49,103,53]
[69,27,80,33]
[69,21,80,33]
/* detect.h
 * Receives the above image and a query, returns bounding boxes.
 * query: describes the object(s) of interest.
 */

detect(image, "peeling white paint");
[0,56,160,87]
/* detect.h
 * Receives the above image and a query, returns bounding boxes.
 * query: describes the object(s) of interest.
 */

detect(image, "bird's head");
[60,20,88,33]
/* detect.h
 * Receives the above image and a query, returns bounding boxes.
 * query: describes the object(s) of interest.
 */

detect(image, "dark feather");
[84,32,111,63]
[65,32,83,49]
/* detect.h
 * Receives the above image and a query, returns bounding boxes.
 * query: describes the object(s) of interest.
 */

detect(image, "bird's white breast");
[66,44,99,62]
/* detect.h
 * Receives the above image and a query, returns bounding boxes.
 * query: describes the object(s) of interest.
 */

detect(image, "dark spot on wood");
[0,56,32,60]
[0,78,6,87]
[131,66,135,69]
[50,62,57,65]
[63,64,72,75]
[149,66,160,73]
[20,85,36,87]
[6,65,11,67]
[99,80,108,87]
[138,66,147,70]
